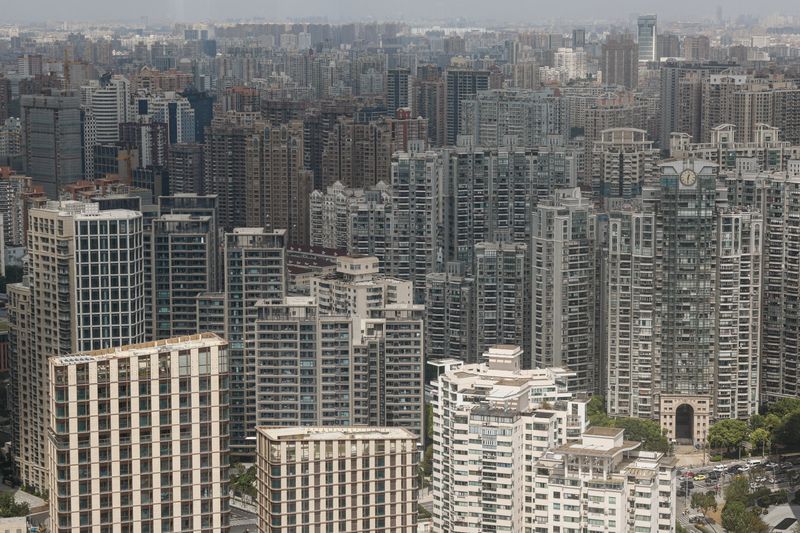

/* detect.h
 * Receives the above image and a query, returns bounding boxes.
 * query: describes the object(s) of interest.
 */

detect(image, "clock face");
[679,169,697,186]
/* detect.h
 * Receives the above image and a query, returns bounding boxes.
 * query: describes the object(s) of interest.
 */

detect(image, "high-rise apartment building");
[245,121,313,245]
[48,333,231,533]
[224,228,287,458]
[308,181,392,262]
[203,112,255,230]
[168,143,205,194]
[474,242,529,363]
[9,201,145,491]
[432,345,588,533]
[637,15,657,63]
[388,150,442,301]
[82,76,132,144]
[591,127,659,206]
[532,188,597,392]
[151,214,218,339]
[605,160,761,442]
[458,88,566,147]
[424,262,475,363]
[320,117,392,189]
[670,124,800,174]
[726,172,800,403]
[387,68,411,116]
[441,146,537,269]
[532,428,677,533]
[311,255,412,317]
[256,427,418,533]
[659,62,731,148]
[21,92,84,196]
[0,77,10,123]
[601,35,639,89]
[0,172,37,246]
[445,69,490,145]
[251,297,424,438]
[412,76,446,147]
[684,35,711,61]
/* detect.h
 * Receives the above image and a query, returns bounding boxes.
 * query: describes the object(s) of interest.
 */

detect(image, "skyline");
[2,0,799,26]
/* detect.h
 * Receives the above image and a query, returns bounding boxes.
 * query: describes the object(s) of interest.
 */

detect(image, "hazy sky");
[3,0,798,25]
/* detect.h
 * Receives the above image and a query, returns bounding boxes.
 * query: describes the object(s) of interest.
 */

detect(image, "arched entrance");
[675,404,694,443]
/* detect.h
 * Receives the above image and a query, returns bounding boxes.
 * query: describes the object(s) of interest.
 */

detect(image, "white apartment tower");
[256,427,418,533]
[532,188,597,392]
[48,333,231,533]
[311,255,413,317]
[531,427,677,533]
[432,345,588,533]
[9,201,145,491]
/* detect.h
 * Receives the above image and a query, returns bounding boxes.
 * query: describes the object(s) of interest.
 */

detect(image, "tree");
[766,397,800,418]
[721,501,768,533]
[0,492,29,518]
[587,395,606,418]
[691,491,717,519]
[724,476,750,505]
[230,463,256,499]
[613,417,670,453]
[425,403,433,443]
[419,444,433,477]
[749,428,771,457]
[775,411,800,447]
[708,419,749,452]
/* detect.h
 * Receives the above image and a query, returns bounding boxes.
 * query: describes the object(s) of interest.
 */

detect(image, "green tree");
[425,403,433,443]
[724,476,750,504]
[613,417,670,453]
[587,395,606,418]
[230,463,256,499]
[775,411,800,447]
[0,492,29,518]
[691,491,717,519]
[766,397,800,418]
[749,427,771,457]
[721,501,768,533]
[708,419,749,452]
[419,444,433,477]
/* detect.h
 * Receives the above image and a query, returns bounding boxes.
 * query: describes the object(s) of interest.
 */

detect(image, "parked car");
[748,458,763,467]
[694,474,707,481]
[714,464,727,472]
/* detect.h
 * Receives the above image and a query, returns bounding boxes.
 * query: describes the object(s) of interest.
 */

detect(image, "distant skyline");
[3,0,800,26]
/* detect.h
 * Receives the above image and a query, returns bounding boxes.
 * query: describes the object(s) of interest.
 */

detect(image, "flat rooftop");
[257,426,416,441]
[52,332,226,365]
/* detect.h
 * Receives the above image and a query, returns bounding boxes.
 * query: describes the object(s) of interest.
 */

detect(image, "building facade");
[256,427,418,533]
[48,333,231,533]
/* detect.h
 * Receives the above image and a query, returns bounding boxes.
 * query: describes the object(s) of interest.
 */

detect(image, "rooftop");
[257,426,416,442]
[52,333,226,365]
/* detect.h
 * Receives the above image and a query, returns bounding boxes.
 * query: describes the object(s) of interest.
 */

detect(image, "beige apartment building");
[48,333,231,533]
[256,427,418,533]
